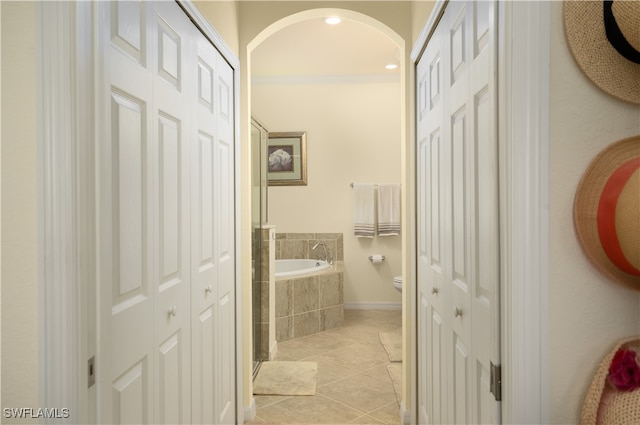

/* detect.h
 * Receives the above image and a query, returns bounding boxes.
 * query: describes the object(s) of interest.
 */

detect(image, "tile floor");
[249,309,403,425]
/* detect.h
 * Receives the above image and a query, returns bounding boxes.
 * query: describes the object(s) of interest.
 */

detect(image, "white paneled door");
[98,1,236,424]
[417,1,500,424]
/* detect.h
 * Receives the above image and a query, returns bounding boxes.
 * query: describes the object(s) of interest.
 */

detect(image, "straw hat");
[573,136,640,291]
[581,337,640,425]
[564,1,640,105]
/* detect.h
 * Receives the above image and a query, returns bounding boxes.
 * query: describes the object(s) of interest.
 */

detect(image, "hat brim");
[564,1,640,105]
[574,136,640,291]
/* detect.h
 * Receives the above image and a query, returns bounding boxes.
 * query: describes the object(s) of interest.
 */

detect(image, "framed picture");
[267,131,307,186]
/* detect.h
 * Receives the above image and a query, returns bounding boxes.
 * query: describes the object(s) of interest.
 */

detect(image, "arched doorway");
[244,7,411,424]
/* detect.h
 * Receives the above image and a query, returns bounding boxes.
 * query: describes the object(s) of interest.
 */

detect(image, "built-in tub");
[275,259,331,278]
[274,260,344,342]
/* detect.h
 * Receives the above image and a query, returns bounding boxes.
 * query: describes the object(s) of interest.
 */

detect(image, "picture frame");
[267,131,307,186]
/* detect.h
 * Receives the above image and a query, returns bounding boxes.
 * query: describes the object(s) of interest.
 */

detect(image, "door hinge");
[490,362,502,401]
[88,356,96,388]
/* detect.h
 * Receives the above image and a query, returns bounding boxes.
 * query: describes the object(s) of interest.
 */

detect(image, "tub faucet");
[312,243,333,265]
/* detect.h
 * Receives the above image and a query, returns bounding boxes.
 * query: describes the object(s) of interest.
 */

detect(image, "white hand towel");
[353,184,375,238]
[377,184,401,236]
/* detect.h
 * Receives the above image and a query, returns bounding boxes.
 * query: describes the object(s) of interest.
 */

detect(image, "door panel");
[152,3,193,424]
[417,1,499,423]
[112,360,149,424]
[101,2,235,424]
[103,3,155,419]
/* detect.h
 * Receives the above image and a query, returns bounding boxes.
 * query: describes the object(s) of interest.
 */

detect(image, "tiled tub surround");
[276,263,345,341]
[275,233,344,263]
[275,233,345,341]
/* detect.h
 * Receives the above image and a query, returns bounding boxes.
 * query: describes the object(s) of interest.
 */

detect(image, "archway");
[244,7,411,424]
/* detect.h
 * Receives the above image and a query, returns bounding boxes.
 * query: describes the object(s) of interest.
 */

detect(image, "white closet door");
[99,2,236,424]
[417,10,448,424]
[99,2,157,422]
[190,26,236,425]
[214,48,237,425]
[151,3,193,424]
[417,1,500,424]
[100,1,193,423]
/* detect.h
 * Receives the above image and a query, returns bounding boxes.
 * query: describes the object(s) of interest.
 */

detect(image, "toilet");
[393,276,403,293]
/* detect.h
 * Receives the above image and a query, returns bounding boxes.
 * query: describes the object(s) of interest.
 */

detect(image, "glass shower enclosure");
[251,117,269,377]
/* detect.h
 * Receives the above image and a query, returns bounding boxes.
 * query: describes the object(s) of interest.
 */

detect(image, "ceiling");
[251,17,400,78]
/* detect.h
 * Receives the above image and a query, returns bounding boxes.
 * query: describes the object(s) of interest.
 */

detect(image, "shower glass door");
[251,117,268,376]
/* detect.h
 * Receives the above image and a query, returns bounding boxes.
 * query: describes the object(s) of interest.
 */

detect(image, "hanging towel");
[353,184,375,238]
[377,184,401,236]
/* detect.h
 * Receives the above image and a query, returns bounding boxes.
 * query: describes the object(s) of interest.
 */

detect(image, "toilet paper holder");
[368,255,385,263]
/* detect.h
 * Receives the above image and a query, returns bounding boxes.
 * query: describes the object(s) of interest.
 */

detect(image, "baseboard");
[399,400,411,425]
[269,340,278,360]
[344,302,402,310]
[244,397,256,423]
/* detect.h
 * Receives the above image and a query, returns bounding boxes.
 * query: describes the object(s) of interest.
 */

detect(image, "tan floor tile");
[274,344,318,361]
[253,310,403,425]
[359,364,394,384]
[317,373,397,414]
[317,342,389,371]
[254,394,292,409]
[347,414,385,424]
[256,394,364,424]
[306,355,359,387]
[367,401,403,425]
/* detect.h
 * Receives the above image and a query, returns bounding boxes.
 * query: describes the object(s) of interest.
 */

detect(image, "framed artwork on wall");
[267,131,307,186]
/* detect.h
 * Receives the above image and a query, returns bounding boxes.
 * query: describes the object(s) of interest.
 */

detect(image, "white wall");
[253,79,402,305]
[548,2,640,423]
[1,1,39,419]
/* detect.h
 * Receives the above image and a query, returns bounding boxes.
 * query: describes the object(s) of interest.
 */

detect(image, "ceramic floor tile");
[347,414,385,424]
[317,372,397,413]
[306,354,360,387]
[317,342,389,371]
[254,394,292,409]
[367,401,403,425]
[359,364,394,384]
[253,310,403,425]
[256,394,364,424]
[274,344,318,361]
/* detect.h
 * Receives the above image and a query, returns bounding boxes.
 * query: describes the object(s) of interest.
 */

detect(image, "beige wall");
[548,2,640,423]
[253,79,403,305]
[1,1,39,419]
[411,1,436,46]
[194,1,240,58]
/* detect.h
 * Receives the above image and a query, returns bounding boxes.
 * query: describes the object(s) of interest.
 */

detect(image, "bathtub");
[275,259,331,278]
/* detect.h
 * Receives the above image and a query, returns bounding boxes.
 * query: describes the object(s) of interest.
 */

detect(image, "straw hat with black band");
[564,1,640,105]
[574,136,640,291]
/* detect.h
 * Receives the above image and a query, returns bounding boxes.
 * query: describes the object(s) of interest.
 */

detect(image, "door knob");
[205,284,213,294]
[431,287,439,295]
[454,307,463,318]
[168,305,177,317]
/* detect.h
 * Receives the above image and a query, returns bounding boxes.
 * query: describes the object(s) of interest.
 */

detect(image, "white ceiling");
[251,17,400,78]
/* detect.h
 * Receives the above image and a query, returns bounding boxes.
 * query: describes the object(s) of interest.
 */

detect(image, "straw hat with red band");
[564,1,640,105]
[574,136,640,291]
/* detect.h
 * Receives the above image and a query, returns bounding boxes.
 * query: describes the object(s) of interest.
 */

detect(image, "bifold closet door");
[416,1,500,424]
[98,1,236,423]
[99,2,193,423]
[190,20,236,425]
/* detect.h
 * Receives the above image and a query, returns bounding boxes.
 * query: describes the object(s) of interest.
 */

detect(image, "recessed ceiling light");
[325,17,342,25]
[385,64,398,70]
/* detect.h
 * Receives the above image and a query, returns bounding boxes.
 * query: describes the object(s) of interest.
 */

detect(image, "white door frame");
[410,1,550,423]
[37,2,244,423]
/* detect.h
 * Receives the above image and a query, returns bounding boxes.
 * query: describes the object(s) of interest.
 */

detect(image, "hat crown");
[611,1,640,54]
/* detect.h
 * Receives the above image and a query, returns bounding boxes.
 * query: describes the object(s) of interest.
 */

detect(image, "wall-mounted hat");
[581,337,640,425]
[564,1,640,105]
[574,136,640,291]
